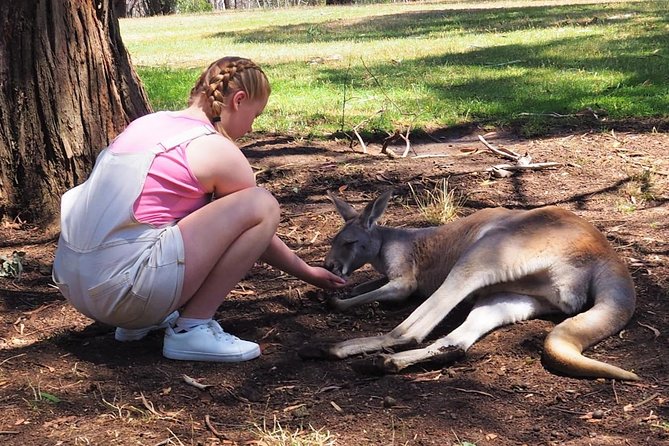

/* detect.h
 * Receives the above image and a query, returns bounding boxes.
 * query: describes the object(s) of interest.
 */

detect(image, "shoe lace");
[206,321,241,343]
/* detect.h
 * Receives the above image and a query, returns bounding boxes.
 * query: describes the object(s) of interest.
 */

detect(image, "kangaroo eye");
[343,240,357,247]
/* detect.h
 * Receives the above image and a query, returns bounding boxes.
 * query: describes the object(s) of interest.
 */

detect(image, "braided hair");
[189,57,270,136]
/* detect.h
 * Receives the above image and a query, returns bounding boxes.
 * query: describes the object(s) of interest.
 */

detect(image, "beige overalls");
[52,125,215,329]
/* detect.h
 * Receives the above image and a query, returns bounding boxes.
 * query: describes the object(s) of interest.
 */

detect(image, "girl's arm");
[260,235,346,290]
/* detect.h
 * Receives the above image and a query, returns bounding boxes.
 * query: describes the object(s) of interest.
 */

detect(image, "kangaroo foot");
[350,347,466,375]
[297,344,339,360]
[427,346,466,368]
[350,354,401,375]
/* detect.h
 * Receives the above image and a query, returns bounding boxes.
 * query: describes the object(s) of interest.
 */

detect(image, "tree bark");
[0,0,152,226]
[113,0,127,17]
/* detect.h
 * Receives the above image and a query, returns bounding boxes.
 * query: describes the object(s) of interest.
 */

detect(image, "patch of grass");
[653,420,669,432]
[252,416,336,446]
[408,178,463,225]
[618,168,658,213]
[122,0,669,137]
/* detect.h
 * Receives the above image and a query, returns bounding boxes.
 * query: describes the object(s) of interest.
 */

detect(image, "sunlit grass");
[252,416,336,446]
[408,178,464,225]
[122,0,668,137]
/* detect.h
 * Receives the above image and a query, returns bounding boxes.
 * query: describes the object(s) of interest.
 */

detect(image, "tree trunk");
[113,0,127,17]
[0,0,152,226]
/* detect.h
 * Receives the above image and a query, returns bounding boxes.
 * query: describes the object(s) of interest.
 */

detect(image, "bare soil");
[1,128,668,446]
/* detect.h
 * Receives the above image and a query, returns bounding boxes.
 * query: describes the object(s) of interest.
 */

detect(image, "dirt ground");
[1,126,668,446]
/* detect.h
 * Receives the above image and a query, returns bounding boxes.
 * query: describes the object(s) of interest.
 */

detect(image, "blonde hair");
[189,56,271,135]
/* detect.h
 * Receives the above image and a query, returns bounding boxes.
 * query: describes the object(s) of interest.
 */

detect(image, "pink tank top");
[110,112,212,227]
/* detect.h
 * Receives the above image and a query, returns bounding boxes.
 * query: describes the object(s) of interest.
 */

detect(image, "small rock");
[383,396,397,408]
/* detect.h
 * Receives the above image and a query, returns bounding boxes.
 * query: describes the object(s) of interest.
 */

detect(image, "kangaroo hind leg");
[352,293,558,374]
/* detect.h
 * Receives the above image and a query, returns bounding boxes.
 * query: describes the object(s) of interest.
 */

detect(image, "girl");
[53,56,345,362]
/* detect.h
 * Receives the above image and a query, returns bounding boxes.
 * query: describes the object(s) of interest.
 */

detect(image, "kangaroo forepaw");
[326,296,350,311]
[297,344,339,360]
[430,346,466,367]
[350,354,401,375]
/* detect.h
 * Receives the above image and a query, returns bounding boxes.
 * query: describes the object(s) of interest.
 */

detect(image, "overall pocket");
[88,272,149,328]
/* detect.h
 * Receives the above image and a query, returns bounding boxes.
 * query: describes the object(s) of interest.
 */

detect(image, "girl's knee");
[247,187,280,226]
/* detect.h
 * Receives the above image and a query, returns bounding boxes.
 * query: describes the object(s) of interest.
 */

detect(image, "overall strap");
[151,124,217,154]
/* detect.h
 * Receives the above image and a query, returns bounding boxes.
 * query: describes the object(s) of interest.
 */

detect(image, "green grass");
[121,0,669,137]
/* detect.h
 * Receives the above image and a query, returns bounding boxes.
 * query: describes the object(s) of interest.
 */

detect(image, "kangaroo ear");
[327,191,359,221]
[360,190,392,229]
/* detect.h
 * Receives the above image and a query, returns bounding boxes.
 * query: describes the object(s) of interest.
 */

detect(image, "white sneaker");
[114,311,180,342]
[162,320,261,362]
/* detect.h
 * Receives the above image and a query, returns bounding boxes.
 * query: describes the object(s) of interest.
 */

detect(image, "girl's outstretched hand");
[306,266,347,290]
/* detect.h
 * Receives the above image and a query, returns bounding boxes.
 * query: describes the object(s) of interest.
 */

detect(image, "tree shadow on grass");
[223,2,648,45]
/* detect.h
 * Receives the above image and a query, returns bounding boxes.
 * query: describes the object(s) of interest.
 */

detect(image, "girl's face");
[221,90,268,140]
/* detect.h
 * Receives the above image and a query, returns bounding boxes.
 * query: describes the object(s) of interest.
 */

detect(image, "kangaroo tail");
[543,262,639,381]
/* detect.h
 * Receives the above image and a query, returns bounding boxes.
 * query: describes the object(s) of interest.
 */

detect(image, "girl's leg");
[173,186,280,318]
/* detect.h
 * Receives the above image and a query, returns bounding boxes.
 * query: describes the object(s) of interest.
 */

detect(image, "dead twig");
[136,393,162,417]
[485,59,524,67]
[478,135,561,177]
[488,162,561,175]
[412,153,451,159]
[478,135,520,161]
[634,392,660,408]
[637,321,661,338]
[612,379,619,404]
[205,415,229,439]
[400,127,413,157]
[183,374,212,390]
[352,109,385,154]
[23,302,58,317]
[445,386,496,399]
[0,353,26,367]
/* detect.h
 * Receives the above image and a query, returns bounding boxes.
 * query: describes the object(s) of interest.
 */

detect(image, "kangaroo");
[300,190,639,381]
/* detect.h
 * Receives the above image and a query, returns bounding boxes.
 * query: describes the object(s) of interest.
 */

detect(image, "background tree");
[0,0,152,226]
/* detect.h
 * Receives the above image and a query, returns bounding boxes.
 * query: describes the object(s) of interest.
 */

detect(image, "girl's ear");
[231,90,247,110]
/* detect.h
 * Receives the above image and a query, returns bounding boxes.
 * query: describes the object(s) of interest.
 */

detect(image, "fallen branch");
[478,135,561,177]
[380,127,413,158]
[490,162,561,171]
[478,135,520,161]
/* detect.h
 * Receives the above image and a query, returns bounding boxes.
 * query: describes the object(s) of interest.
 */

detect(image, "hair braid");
[189,57,270,130]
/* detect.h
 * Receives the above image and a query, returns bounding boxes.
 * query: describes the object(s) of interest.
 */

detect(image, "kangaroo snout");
[324,255,347,279]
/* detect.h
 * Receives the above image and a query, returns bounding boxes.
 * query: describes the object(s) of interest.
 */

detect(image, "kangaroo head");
[324,190,392,279]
